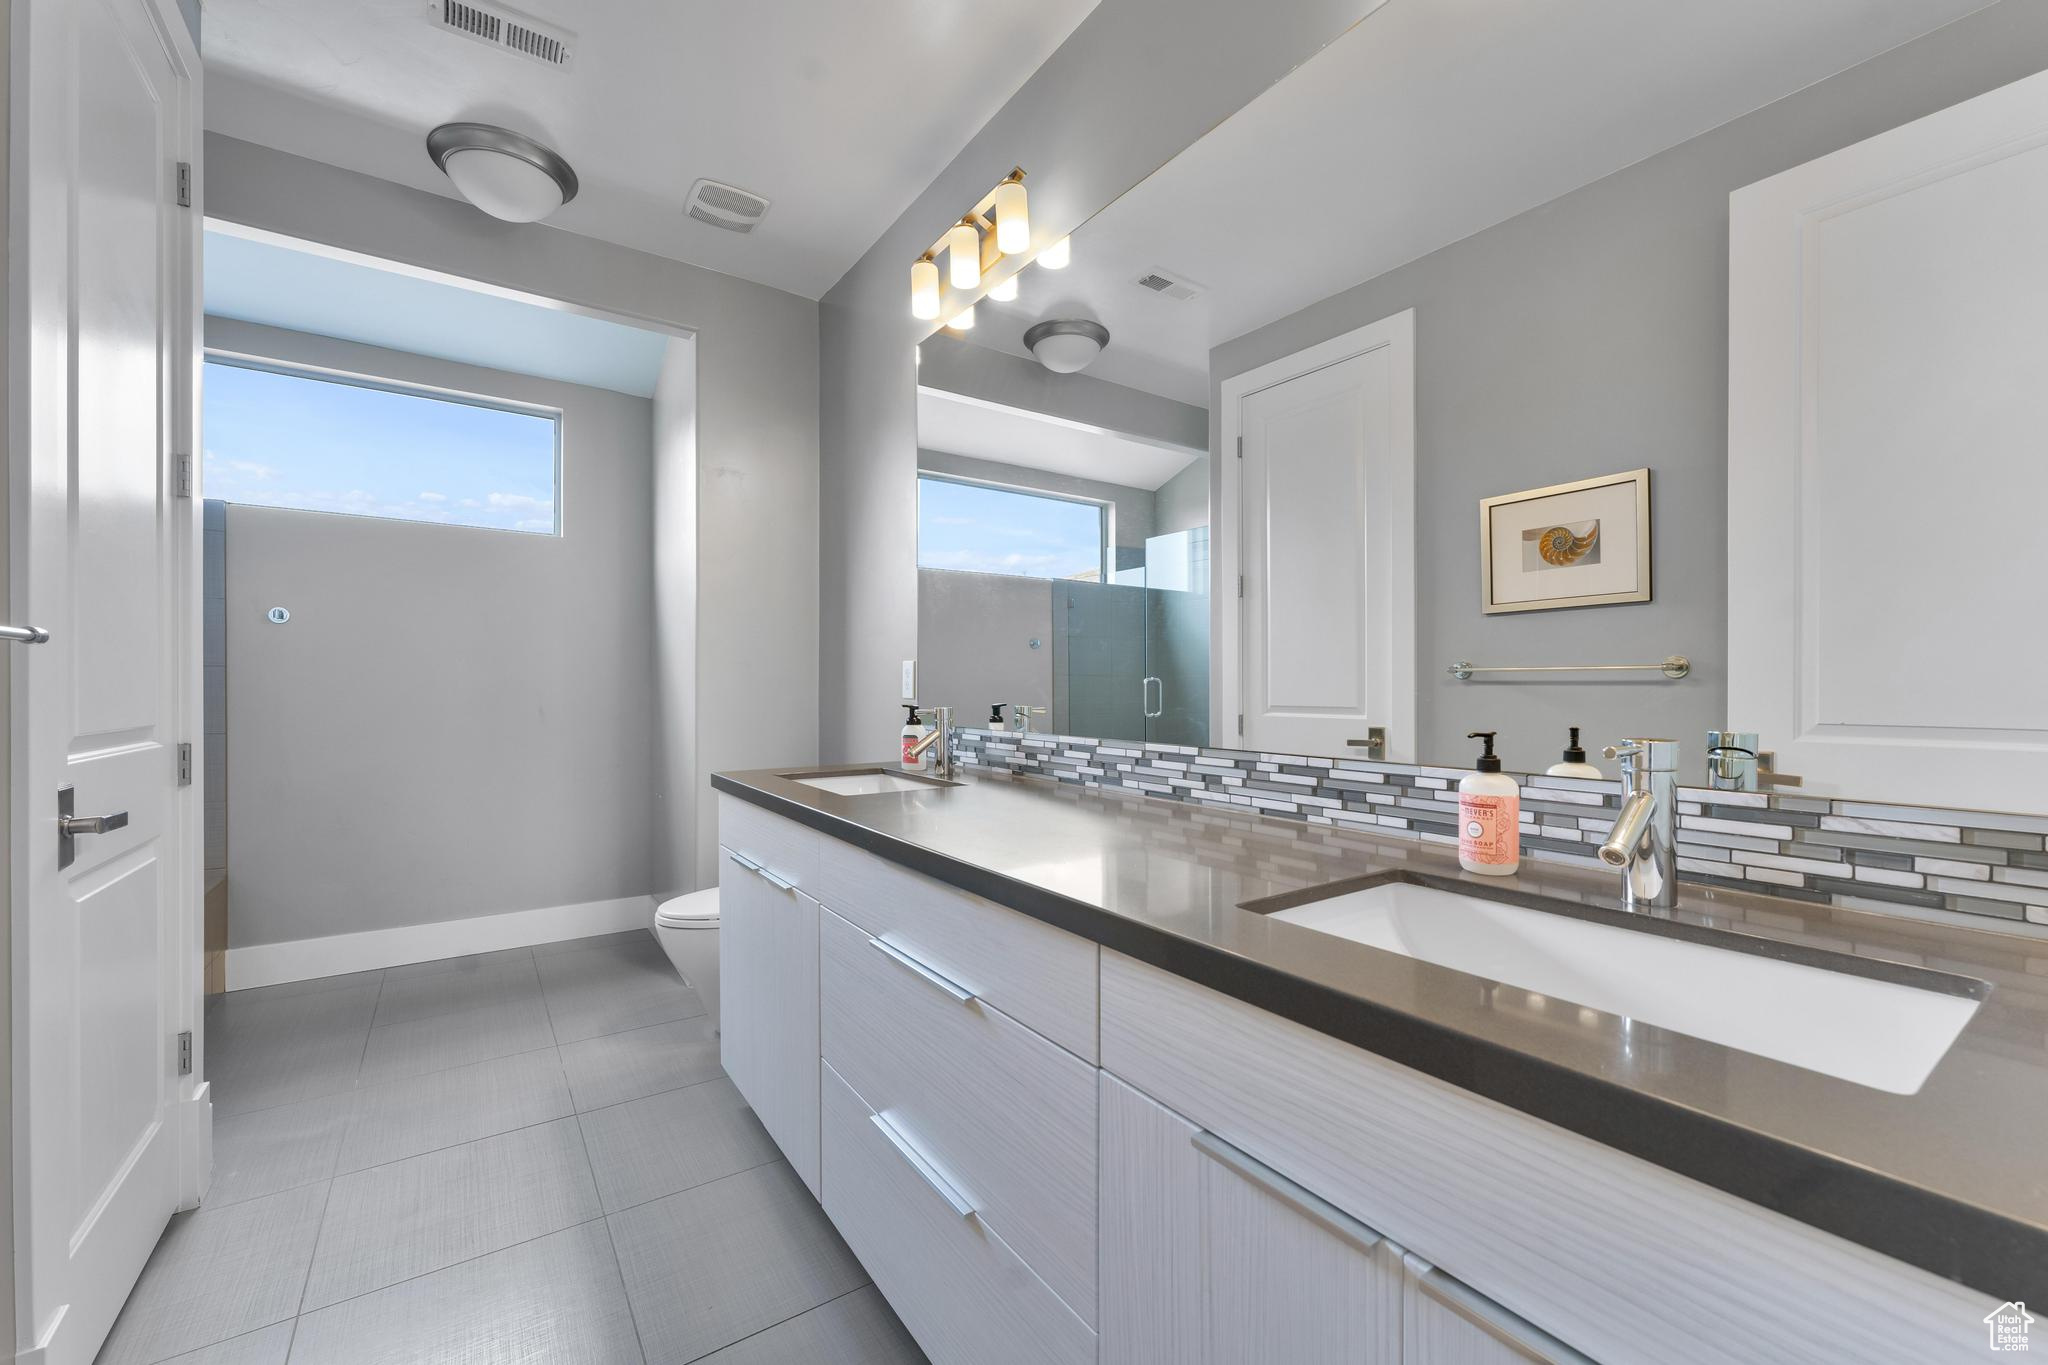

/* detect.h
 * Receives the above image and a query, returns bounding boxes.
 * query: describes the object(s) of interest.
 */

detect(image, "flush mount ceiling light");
[1023,319,1109,374]
[909,167,1034,319]
[427,122,579,223]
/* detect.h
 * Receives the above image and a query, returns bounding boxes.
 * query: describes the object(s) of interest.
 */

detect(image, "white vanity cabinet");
[1100,1070,1569,1365]
[717,799,822,1195]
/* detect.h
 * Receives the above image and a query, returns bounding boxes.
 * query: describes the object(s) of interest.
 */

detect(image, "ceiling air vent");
[428,1,574,69]
[685,179,771,234]
[1134,269,1205,302]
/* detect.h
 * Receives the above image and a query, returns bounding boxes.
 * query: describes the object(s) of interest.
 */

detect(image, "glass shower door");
[1141,527,1210,747]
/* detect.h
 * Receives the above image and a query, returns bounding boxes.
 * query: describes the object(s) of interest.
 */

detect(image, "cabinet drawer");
[718,795,820,893]
[813,837,1097,1060]
[820,1059,1095,1365]
[820,906,1097,1326]
[1100,951,1992,1365]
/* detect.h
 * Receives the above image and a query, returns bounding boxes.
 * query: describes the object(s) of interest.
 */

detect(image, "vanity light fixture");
[950,305,977,331]
[909,167,1032,320]
[910,254,941,320]
[993,171,1030,254]
[946,219,981,290]
[987,273,1020,303]
[426,122,578,223]
[1037,235,1071,270]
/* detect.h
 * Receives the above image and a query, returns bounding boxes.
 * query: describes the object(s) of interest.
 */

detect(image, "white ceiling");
[205,228,671,396]
[917,387,1202,492]
[963,0,1998,402]
[200,0,1098,300]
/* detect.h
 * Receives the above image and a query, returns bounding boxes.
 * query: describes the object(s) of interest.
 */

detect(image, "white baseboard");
[225,894,656,990]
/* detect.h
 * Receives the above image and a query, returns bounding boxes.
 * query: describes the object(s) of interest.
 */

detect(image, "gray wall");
[1210,0,2048,777]
[216,322,656,947]
[206,134,820,893]
[916,569,1054,725]
[651,337,700,894]
[919,334,1208,450]
[1154,457,1210,537]
[819,0,1383,762]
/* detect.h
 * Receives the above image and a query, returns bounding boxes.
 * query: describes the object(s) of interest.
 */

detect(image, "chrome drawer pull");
[870,936,974,1003]
[727,850,795,892]
[871,1111,975,1218]
[1406,1254,1596,1365]
[1192,1130,1384,1255]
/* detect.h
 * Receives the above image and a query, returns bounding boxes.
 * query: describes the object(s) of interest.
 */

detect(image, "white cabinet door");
[1729,66,2048,809]
[1402,1254,1595,1365]
[1221,312,1415,759]
[717,847,820,1194]
[1098,1072,1401,1365]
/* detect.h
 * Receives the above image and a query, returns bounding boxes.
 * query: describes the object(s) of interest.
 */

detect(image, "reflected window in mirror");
[916,475,1109,582]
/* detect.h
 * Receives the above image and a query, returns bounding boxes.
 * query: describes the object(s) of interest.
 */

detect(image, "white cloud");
[417,491,447,503]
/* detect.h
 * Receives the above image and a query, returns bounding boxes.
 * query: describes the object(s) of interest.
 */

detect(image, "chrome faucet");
[1598,739,1679,910]
[908,706,955,780]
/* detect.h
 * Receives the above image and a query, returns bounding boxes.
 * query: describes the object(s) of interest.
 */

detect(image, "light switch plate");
[901,660,917,701]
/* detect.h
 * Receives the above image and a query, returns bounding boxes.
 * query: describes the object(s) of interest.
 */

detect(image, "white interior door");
[11,0,202,1360]
[1729,66,2048,810]
[1222,312,1414,759]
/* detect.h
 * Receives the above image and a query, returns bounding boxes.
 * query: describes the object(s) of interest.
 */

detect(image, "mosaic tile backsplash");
[952,728,2048,929]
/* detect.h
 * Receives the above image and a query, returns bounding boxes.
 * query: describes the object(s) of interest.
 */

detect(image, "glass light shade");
[946,222,980,289]
[1032,332,1100,373]
[440,147,566,223]
[994,180,1030,255]
[910,258,940,320]
[1037,235,1071,270]
[987,273,1019,303]
[950,305,976,330]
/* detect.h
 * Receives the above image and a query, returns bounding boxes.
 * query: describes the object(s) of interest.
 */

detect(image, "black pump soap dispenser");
[1547,725,1604,779]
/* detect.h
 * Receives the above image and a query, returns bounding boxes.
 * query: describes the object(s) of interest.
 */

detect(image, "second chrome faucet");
[1598,739,1679,909]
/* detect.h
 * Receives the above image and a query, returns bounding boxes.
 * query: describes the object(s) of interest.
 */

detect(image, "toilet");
[654,888,721,1032]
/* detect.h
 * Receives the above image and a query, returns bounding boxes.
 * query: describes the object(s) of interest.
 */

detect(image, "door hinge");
[1237,713,1244,737]
[176,742,192,787]
[1237,574,1244,598]
[177,1030,192,1075]
[176,162,192,208]
[175,452,194,498]
[1235,435,1243,459]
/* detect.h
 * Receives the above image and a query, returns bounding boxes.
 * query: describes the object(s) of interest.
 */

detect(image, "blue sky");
[201,360,560,534]
[917,477,1105,579]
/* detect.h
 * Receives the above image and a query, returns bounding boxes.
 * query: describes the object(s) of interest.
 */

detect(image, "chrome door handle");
[1405,1253,1596,1364]
[1192,1130,1384,1255]
[0,624,48,644]
[870,936,975,1003]
[871,1111,975,1217]
[57,785,128,870]
[60,812,129,836]
[727,850,794,892]
[1142,676,1163,718]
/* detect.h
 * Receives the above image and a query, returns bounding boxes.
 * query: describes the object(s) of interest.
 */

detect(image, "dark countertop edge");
[711,770,2042,1303]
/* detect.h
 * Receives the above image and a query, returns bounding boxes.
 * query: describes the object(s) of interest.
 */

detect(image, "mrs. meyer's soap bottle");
[1458,731,1521,876]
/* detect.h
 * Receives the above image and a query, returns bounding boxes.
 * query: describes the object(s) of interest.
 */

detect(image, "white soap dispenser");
[899,705,928,771]
[1458,731,1521,877]
[1546,726,1604,779]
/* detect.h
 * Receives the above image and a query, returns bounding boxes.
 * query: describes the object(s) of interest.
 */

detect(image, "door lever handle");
[60,811,129,836]
[0,624,49,644]
[58,785,129,869]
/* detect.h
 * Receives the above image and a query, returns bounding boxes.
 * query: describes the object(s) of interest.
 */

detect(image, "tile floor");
[97,929,927,1365]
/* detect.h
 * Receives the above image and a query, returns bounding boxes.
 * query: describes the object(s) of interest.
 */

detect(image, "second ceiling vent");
[685,179,772,233]
[429,0,575,69]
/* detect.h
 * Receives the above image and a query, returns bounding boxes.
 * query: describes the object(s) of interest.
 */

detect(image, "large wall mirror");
[916,2,2046,815]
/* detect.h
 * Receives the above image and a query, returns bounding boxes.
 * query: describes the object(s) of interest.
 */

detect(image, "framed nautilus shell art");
[1479,468,1651,614]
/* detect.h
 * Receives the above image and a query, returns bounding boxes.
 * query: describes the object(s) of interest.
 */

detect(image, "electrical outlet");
[901,660,917,701]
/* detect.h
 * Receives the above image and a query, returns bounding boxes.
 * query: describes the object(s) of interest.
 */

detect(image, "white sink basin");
[1270,881,1980,1095]
[789,770,947,796]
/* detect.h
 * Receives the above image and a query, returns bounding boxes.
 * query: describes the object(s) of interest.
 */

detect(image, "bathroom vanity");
[712,765,2041,1365]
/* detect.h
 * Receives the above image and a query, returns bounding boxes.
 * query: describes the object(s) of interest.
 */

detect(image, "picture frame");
[1479,467,1651,614]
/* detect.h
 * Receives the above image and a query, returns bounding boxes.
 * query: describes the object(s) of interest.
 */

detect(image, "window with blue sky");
[917,476,1106,580]
[201,359,560,534]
